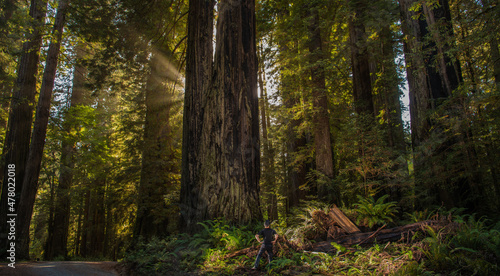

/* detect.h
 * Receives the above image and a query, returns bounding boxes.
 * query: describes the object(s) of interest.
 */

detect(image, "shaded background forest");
[0,0,499,262]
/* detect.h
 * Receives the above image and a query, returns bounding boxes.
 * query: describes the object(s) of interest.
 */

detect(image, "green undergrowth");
[123,213,500,275]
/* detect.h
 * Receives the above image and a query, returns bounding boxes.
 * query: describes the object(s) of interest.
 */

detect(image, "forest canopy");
[0,0,499,273]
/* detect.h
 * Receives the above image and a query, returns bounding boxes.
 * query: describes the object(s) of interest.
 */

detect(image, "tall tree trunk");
[378,25,405,152]
[0,0,18,121]
[400,0,465,208]
[306,2,335,200]
[180,0,215,230]
[80,189,90,257]
[133,50,173,242]
[258,45,278,220]
[0,0,47,258]
[277,3,307,210]
[375,22,407,201]
[44,173,56,259]
[181,0,262,230]
[349,0,375,117]
[88,180,105,257]
[491,37,500,87]
[16,0,68,259]
[45,43,87,260]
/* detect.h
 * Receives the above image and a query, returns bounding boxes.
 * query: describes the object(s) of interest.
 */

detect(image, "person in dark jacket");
[252,220,278,269]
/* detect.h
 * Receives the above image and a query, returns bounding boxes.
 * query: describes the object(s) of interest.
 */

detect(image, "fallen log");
[225,245,259,259]
[309,220,449,252]
[225,236,300,259]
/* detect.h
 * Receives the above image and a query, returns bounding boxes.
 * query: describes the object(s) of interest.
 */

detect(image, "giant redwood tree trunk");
[0,0,47,258]
[181,0,262,230]
[17,0,68,259]
[180,0,215,230]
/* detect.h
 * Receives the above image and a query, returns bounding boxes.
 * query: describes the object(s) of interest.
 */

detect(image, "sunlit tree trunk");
[133,50,174,242]
[0,0,46,257]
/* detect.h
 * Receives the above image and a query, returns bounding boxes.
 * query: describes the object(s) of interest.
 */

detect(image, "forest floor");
[0,261,119,276]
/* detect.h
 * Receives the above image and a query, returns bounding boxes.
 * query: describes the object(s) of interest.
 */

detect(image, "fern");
[353,194,398,228]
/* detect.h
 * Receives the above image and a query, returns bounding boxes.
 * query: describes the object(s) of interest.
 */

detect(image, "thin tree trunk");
[80,189,90,257]
[258,45,278,220]
[45,43,87,260]
[491,37,500,87]
[88,181,105,257]
[16,0,68,259]
[133,50,173,242]
[74,195,83,256]
[378,25,405,152]
[43,174,56,259]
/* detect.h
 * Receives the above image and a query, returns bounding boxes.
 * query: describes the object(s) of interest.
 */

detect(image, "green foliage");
[194,218,257,251]
[124,215,500,275]
[411,215,500,275]
[353,194,398,228]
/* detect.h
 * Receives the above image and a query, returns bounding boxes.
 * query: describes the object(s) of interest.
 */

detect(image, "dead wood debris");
[225,208,458,259]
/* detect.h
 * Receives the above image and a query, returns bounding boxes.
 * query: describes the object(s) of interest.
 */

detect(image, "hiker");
[252,220,278,270]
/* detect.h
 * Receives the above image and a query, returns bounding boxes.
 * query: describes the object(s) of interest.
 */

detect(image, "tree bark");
[180,0,215,230]
[0,0,47,258]
[17,0,69,259]
[181,0,262,230]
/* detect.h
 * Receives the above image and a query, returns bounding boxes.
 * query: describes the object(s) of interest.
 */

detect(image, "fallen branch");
[357,224,386,245]
[309,219,450,252]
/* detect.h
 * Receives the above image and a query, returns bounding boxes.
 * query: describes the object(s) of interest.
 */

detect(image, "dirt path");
[0,261,119,276]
